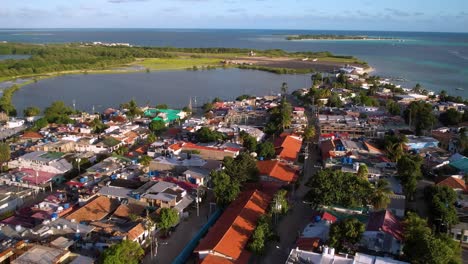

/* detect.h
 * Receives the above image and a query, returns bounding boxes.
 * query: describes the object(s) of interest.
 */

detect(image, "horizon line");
[0,27,467,34]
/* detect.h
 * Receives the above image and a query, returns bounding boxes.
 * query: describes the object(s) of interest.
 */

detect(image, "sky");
[0,0,467,32]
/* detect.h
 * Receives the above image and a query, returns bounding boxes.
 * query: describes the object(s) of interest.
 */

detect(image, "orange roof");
[200,254,234,264]
[21,131,43,139]
[274,135,302,162]
[195,189,271,262]
[169,143,183,151]
[127,223,146,241]
[436,176,467,191]
[65,196,118,223]
[257,160,298,183]
[112,203,146,219]
[183,142,239,153]
[364,141,384,154]
[201,251,252,264]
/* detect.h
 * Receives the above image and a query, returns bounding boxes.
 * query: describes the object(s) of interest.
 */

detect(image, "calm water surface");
[12,69,310,114]
[1,29,467,96]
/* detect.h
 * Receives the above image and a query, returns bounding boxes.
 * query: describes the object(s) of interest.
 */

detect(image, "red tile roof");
[127,223,145,241]
[311,211,337,223]
[65,196,118,223]
[257,160,298,183]
[195,189,271,262]
[366,210,403,241]
[295,237,321,251]
[436,176,467,191]
[21,131,43,139]
[200,251,252,264]
[112,203,146,219]
[274,135,302,162]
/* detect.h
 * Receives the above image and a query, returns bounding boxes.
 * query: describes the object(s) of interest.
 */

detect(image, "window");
[463,235,468,242]
[455,233,462,240]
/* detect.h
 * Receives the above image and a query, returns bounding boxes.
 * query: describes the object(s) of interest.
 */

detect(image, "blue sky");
[1,0,467,32]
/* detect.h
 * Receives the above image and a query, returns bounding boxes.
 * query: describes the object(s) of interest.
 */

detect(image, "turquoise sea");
[0,28,467,97]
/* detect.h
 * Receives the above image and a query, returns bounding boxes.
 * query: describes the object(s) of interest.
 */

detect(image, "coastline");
[288,38,403,42]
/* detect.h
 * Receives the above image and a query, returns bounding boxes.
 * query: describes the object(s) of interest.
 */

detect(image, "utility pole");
[196,187,202,217]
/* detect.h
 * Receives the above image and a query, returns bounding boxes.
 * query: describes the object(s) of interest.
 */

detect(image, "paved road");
[261,142,320,264]
[142,192,215,264]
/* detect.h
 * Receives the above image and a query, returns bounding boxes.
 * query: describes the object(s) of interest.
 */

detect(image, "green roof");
[103,137,121,147]
[144,108,182,124]
[324,208,369,223]
[40,152,65,160]
[451,157,468,173]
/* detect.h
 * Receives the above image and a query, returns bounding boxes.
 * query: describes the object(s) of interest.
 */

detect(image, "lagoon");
[12,69,310,114]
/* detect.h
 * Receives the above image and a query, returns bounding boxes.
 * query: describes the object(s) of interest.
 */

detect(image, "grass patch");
[138,57,223,70]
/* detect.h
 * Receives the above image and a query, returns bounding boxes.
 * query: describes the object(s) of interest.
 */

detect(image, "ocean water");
[1,28,467,97]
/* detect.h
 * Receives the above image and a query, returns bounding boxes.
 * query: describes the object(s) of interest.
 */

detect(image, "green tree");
[248,215,274,255]
[356,164,368,179]
[236,94,253,101]
[211,170,241,207]
[223,153,259,182]
[0,143,11,172]
[90,118,108,134]
[272,189,289,214]
[403,212,460,264]
[328,93,343,107]
[121,99,143,118]
[239,131,257,153]
[404,101,436,135]
[157,208,179,235]
[279,98,292,130]
[397,154,422,200]
[303,126,316,142]
[23,106,41,117]
[439,90,448,102]
[202,102,214,113]
[257,142,276,160]
[139,155,152,167]
[31,118,48,131]
[384,134,408,162]
[148,120,166,135]
[115,146,128,156]
[425,185,459,231]
[313,73,322,86]
[182,106,192,114]
[212,97,222,103]
[99,240,144,264]
[439,108,462,126]
[44,101,73,124]
[329,218,365,253]
[304,169,372,208]
[386,100,401,116]
[146,133,157,144]
[195,127,225,143]
[155,104,168,109]
[370,179,393,210]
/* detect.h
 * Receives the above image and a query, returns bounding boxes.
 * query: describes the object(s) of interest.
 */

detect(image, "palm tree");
[281,82,288,96]
[385,135,408,162]
[370,179,393,210]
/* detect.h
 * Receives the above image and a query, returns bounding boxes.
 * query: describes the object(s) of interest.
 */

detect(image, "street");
[142,192,215,264]
[260,141,320,264]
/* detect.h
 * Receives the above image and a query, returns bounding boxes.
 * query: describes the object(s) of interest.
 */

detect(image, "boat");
[456,87,464,91]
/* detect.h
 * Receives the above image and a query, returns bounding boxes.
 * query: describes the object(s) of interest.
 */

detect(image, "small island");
[286,34,394,40]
